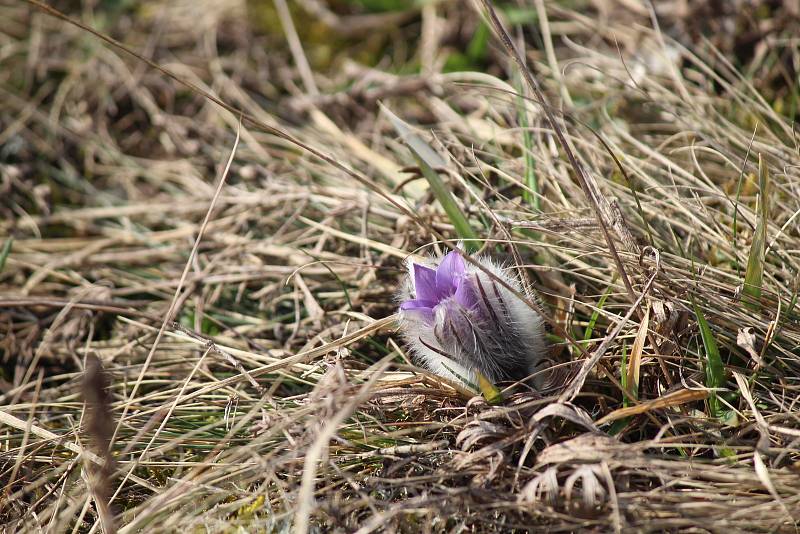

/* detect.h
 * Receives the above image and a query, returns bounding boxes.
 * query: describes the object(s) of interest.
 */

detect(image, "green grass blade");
[742,154,769,310]
[381,104,479,251]
[691,298,726,418]
[619,339,631,407]
[465,20,489,62]
[514,73,539,211]
[583,282,614,343]
[608,341,630,436]
[0,238,12,273]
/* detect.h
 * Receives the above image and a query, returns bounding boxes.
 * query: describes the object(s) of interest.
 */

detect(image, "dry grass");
[2,0,800,532]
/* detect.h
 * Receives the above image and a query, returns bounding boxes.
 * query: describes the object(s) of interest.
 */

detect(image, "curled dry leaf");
[738,327,765,368]
[519,466,560,505]
[455,419,509,451]
[521,434,640,514]
[535,433,639,467]
[564,464,606,510]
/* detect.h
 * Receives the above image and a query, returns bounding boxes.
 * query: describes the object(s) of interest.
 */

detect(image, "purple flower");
[399,251,477,323]
[396,249,547,388]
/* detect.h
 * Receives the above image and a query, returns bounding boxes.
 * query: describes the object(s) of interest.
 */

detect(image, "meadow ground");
[1,1,800,532]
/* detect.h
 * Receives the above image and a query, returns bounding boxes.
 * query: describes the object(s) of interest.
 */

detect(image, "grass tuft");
[742,153,770,310]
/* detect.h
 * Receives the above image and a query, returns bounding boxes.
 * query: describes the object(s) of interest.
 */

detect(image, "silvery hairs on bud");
[396,248,547,388]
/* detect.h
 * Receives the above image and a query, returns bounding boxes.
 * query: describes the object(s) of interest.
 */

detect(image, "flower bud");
[397,249,547,388]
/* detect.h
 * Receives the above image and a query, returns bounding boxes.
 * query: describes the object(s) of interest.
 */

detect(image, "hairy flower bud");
[397,249,547,388]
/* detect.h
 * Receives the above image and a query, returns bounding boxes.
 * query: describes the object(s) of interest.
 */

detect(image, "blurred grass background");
[2,0,800,532]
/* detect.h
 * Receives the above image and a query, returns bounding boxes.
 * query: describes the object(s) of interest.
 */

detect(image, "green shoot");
[691,298,726,418]
[381,104,479,252]
[0,238,11,273]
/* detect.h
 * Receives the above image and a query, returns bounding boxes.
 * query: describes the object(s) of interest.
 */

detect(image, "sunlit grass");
[1,0,800,532]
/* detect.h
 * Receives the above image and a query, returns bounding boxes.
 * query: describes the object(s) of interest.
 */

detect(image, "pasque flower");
[397,249,547,388]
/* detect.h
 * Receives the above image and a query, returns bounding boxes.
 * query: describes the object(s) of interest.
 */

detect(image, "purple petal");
[435,251,465,295]
[454,276,478,310]
[413,263,438,302]
[400,299,437,311]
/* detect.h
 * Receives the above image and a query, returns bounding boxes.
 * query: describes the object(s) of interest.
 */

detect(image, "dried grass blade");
[0,408,157,492]
[596,388,709,425]
[753,451,793,521]
[109,119,240,485]
[732,371,769,432]
[742,154,769,310]
[299,216,410,259]
[625,302,650,401]
[293,358,392,534]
